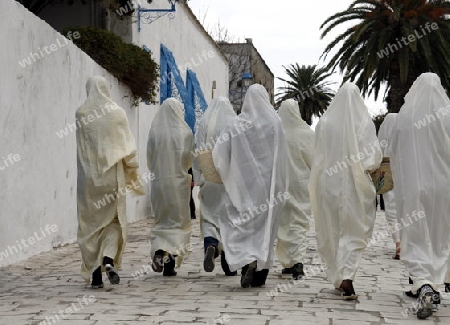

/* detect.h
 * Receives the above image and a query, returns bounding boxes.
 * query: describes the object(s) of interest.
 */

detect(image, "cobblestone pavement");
[1,208,449,325]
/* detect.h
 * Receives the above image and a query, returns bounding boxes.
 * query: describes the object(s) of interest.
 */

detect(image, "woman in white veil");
[213,84,288,288]
[193,97,237,275]
[309,82,382,299]
[77,76,145,288]
[387,73,450,319]
[147,98,194,276]
[276,99,314,280]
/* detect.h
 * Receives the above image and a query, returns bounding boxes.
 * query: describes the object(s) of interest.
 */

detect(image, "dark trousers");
[189,186,196,219]
[204,236,219,250]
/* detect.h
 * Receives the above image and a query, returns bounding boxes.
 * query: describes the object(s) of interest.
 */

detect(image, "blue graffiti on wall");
[159,44,208,133]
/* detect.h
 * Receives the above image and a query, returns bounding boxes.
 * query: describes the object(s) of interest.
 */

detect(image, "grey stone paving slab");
[0,211,446,325]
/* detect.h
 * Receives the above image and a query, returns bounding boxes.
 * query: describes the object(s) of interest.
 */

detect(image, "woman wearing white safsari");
[77,76,145,288]
[276,99,314,280]
[212,84,288,288]
[377,113,400,259]
[194,97,237,275]
[309,82,382,300]
[147,98,194,276]
[387,73,450,319]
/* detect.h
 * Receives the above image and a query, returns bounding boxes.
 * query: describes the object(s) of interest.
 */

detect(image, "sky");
[188,0,387,118]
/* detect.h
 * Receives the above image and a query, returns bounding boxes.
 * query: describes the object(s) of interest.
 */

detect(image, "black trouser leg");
[190,187,196,219]
[91,266,102,285]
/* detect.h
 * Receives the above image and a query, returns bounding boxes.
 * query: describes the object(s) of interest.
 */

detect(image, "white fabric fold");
[309,82,382,288]
[276,99,314,268]
[147,98,194,267]
[212,84,288,272]
[387,73,450,293]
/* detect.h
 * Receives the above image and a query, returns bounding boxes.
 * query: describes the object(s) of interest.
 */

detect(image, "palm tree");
[321,0,450,113]
[276,64,335,125]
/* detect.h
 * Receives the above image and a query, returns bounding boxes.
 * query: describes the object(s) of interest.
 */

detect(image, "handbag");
[197,150,223,184]
[370,157,394,195]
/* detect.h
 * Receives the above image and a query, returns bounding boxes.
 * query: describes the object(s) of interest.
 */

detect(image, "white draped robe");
[147,98,194,266]
[309,82,382,288]
[77,76,144,282]
[194,97,236,245]
[276,99,314,268]
[387,73,450,293]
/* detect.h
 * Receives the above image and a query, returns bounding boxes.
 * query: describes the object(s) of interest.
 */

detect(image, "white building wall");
[0,0,228,267]
[131,0,229,218]
[0,0,138,267]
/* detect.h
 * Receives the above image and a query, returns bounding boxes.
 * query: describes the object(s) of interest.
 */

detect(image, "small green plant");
[62,26,159,105]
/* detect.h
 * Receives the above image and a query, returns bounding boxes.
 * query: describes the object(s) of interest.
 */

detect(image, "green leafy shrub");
[62,26,159,105]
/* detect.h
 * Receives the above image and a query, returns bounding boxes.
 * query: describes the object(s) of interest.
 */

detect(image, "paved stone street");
[1,207,449,325]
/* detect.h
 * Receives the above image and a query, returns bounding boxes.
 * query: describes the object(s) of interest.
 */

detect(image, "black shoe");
[241,261,257,288]
[163,255,177,276]
[163,269,177,276]
[152,250,164,273]
[340,279,358,300]
[281,267,294,274]
[203,246,216,272]
[103,257,120,285]
[251,269,269,287]
[292,263,304,280]
[91,266,104,289]
[417,285,435,319]
[105,264,120,284]
[220,251,237,276]
[445,283,450,293]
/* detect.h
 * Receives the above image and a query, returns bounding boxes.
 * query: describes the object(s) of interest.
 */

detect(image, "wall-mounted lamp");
[138,0,180,32]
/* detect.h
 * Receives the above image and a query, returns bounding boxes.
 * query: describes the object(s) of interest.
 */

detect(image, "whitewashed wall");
[0,0,228,267]
[0,0,139,267]
[132,0,229,218]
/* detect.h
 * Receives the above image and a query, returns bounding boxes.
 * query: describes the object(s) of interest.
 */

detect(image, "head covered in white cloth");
[312,81,381,174]
[400,72,450,133]
[278,98,311,131]
[83,76,117,109]
[195,96,236,150]
[240,84,279,124]
[278,98,314,173]
[148,97,193,175]
[77,76,138,180]
[194,97,236,185]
